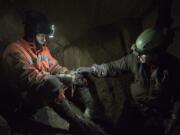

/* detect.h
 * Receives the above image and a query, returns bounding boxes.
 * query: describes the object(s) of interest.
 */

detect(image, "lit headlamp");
[49,24,55,39]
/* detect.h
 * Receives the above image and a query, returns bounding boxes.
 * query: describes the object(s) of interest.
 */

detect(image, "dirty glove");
[56,71,88,98]
[56,70,87,86]
[76,67,95,75]
[73,73,88,86]
[77,64,109,77]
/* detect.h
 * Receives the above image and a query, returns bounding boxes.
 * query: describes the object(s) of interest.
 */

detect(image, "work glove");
[56,71,88,98]
[76,67,95,76]
[77,64,109,77]
[72,72,88,86]
[56,70,88,86]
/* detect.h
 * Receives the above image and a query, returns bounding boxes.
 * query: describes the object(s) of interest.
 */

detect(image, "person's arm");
[77,53,134,77]
[45,47,68,75]
[3,49,67,103]
[3,48,64,93]
[44,47,87,87]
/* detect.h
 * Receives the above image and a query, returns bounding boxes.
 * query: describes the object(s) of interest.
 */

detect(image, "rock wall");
[0,0,180,130]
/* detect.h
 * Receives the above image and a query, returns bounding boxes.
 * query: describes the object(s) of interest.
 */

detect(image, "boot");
[53,99,108,135]
[78,87,106,122]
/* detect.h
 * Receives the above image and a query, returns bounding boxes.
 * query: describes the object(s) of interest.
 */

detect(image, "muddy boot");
[53,99,108,135]
[78,87,94,118]
[78,87,106,122]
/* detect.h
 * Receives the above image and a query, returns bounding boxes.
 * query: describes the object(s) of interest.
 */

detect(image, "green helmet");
[131,28,166,54]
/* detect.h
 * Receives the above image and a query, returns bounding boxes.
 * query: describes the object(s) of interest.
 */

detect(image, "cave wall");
[0,0,155,60]
[0,0,179,127]
[142,0,180,59]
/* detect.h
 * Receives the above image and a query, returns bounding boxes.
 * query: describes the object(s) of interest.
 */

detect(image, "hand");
[76,67,94,75]
[72,73,88,86]
[56,70,88,86]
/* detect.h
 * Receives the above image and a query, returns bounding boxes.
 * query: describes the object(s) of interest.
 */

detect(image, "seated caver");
[2,10,107,135]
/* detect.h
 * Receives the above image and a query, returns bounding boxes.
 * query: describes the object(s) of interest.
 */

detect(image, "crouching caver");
[2,11,106,135]
[77,28,180,135]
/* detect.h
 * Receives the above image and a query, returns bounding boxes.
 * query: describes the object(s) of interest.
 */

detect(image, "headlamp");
[49,24,55,39]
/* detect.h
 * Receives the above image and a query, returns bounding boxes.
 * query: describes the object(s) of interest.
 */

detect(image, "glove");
[77,64,108,77]
[73,73,88,86]
[56,70,88,86]
[76,67,95,75]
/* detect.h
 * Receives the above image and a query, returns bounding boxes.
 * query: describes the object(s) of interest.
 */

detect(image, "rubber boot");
[78,87,106,122]
[78,87,94,117]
